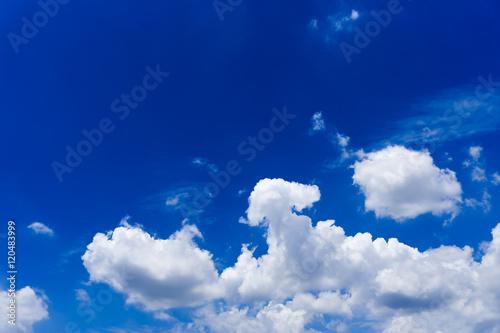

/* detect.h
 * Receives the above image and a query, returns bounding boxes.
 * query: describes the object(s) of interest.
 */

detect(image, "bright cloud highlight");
[83,178,500,332]
[352,145,463,221]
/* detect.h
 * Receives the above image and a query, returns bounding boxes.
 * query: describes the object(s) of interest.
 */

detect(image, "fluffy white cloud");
[336,133,350,148]
[27,222,54,236]
[218,179,500,332]
[308,111,326,134]
[82,222,223,311]
[469,146,483,161]
[190,302,311,333]
[464,146,490,183]
[352,145,463,221]
[84,178,500,332]
[0,287,49,333]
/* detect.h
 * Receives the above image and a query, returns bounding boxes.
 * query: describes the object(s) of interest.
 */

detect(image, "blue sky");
[1,0,500,332]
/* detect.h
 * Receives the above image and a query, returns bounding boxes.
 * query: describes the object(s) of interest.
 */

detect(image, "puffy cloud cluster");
[82,221,223,311]
[352,145,463,221]
[0,287,49,333]
[83,178,500,332]
[464,146,487,182]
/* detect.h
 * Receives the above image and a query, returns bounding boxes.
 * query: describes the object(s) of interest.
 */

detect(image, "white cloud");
[382,81,500,147]
[352,145,463,221]
[309,9,359,35]
[165,193,185,206]
[335,133,352,160]
[75,289,91,305]
[192,157,205,166]
[192,157,218,173]
[153,312,174,322]
[306,110,354,163]
[192,302,311,333]
[465,190,491,213]
[328,9,360,31]
[469,146,483,161]
[308,111,326,134]
[0,287,49,333]
[238,178,320,228]
[464,146,490,183]
[27,222,54,236]
[472,166,487,182]
[307,19,318,30]
[492,172,500,185]
[84,178,500,332]
[336,133,350,148]
[82,223,223,311]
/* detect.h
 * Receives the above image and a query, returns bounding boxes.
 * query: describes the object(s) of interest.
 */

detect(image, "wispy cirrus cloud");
[465,189,492,213]
[140,183,214,219]
[380,76,500,149]
[191,157,218,173]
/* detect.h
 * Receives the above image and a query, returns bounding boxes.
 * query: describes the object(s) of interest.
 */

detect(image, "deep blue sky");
[1,0,500,332]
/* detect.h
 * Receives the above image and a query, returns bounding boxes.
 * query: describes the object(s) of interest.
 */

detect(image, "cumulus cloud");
[352,145,463,221]
[189,302,311,333]
[335,133,352,160]
[469,146,483,161]
[82,223,223,311]
[308,111,326,134]
[27,222,54,236]
[83,178,500,332]
[0,287,49,333]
